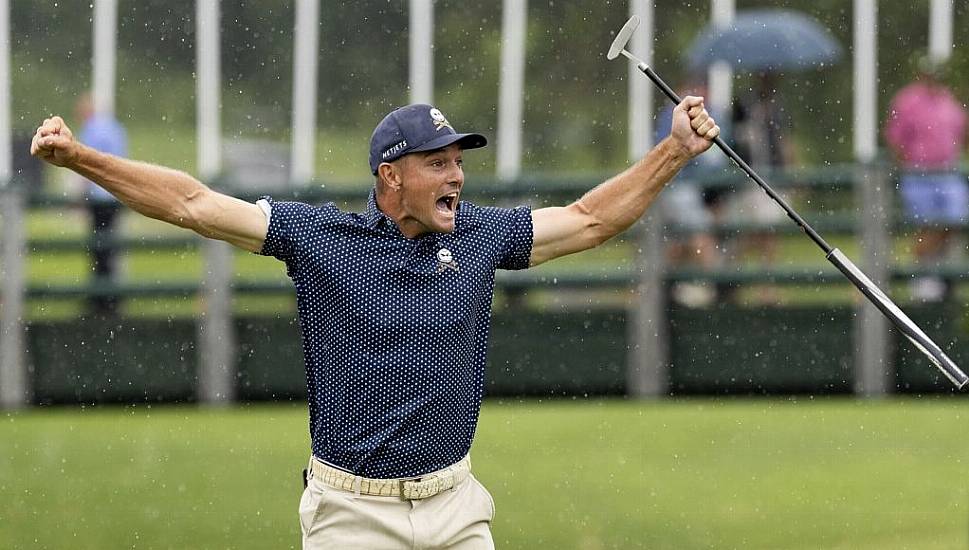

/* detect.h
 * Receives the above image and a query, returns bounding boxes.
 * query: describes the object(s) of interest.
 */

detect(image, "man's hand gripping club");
[670,95,720,157]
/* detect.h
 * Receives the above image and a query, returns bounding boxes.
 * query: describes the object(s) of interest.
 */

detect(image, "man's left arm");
[529,96,719,267]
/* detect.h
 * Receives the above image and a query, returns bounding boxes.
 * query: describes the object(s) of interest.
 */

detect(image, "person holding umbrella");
[727,70,795,290]
[686,8,842,303]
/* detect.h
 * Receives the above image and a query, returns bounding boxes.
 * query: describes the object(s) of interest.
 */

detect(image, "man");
[885,57,968,302]
[74,93,128,315]
[31,98,719,549]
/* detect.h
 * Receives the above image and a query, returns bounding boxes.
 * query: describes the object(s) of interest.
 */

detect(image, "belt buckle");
[398,477,420,500]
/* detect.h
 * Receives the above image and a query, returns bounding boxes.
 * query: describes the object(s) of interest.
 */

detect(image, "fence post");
[0,181,27,408]
[194,1,234,405]
[626,213,668,397]
[854,161,891,396]
[198,239,235,404]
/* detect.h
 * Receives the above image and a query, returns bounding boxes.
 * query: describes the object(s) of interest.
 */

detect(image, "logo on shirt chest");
[436,248,459,273]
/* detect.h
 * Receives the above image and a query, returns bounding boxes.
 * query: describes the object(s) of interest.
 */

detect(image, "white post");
[196,0,235,405]
[0,189,24,410]
[708,0,734,116]
[928,0,953,63]
[626,0,666,398]
[197,1,221,180]
[496,0,527,182]
[853,0,889,397]
[409,0,434,104]
[853,0,877,164]
[627,0,652,160]
[0,0,8,178]
[0,0,24,409]
[290,0,320,183]
[92,0,118,115]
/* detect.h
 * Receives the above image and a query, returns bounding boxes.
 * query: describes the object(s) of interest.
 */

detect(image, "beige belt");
[309,455,471,500]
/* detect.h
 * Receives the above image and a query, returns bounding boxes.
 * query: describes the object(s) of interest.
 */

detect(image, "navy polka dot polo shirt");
[258,189,533,478]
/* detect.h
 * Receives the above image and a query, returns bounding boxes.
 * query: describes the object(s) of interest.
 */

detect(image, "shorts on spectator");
[661,181,713,231]
[899,172,969,225]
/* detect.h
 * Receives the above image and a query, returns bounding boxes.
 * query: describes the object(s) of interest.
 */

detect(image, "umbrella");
[686,8,842,72]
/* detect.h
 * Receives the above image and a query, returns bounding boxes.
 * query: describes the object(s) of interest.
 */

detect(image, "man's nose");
[447,161,463,185]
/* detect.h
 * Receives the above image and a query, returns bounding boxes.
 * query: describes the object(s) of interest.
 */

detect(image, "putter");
[608,15,968,390]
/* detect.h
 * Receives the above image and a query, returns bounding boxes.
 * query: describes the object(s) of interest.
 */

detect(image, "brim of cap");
[410,132,488,154]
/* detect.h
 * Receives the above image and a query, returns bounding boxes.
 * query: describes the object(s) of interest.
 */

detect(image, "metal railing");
[3,162,956,406]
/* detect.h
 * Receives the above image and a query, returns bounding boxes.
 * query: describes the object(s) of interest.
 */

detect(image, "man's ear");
[377,162,403,191]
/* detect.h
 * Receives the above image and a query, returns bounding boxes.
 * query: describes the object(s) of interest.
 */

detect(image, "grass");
[2,399,968,549]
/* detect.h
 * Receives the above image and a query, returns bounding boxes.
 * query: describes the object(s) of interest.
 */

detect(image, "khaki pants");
[299,459,496,549]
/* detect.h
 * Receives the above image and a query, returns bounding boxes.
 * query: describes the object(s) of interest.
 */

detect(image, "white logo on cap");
[429,108,453,132]
[382,140,408,159]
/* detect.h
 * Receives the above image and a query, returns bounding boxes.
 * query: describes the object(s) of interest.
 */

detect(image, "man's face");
[394,143,464,235]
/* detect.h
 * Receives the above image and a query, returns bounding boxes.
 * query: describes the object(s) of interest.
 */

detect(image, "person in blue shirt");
[74,94,128,315]
[654,81,726,306]
[31,99,719,549]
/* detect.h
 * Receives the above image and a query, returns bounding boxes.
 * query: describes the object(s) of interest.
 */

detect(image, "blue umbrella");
[686,9,842,72]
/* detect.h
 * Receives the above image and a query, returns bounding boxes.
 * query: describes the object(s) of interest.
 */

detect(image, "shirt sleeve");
[496,205,533,271]
[256,196,325,261]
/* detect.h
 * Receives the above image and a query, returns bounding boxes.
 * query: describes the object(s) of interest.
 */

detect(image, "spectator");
[74,94,128,315]
[655,81,724,307]
[728,72,795,303]
[885,57,968,302]
[732,73,796,171]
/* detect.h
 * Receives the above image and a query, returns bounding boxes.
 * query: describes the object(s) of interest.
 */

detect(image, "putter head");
[607,15,640,60]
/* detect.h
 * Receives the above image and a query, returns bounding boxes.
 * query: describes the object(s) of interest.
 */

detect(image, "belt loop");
[353,476,362,497]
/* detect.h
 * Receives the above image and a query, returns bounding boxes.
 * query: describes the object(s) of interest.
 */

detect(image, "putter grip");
[827,249,969,389]
[641,65,683,105]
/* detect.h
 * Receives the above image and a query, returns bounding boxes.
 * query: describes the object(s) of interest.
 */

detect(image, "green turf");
[2,399,967,549]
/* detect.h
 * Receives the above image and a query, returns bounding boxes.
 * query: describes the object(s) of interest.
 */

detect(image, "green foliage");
[2,399,967,549]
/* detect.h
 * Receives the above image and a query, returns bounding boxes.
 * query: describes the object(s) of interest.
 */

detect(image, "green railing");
[3,162,967,406]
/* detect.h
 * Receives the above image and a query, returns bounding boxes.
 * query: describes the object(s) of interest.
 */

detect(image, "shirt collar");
[362,187,481,236]
[363,188,385,229]
[363,188,408,239]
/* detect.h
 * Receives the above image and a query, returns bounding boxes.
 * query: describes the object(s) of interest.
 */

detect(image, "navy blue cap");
[369,104,487,174]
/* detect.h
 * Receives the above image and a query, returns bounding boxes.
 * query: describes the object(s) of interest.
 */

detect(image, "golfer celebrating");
[31,98,718,548]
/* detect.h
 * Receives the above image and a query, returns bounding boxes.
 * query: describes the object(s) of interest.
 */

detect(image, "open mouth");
[435,192,459,215]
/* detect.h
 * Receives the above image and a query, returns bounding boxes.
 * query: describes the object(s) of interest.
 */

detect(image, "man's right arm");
[31,116,268,252]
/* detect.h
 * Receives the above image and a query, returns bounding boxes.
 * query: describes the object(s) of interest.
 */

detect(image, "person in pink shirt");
[885,58,968,301]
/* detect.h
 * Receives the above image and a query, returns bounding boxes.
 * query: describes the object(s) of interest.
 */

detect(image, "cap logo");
[429,108,453,132]
[382,139,408,159]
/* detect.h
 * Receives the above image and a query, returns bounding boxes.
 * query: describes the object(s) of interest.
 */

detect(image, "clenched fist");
[671,95,720,158]
[30,116,80,167]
